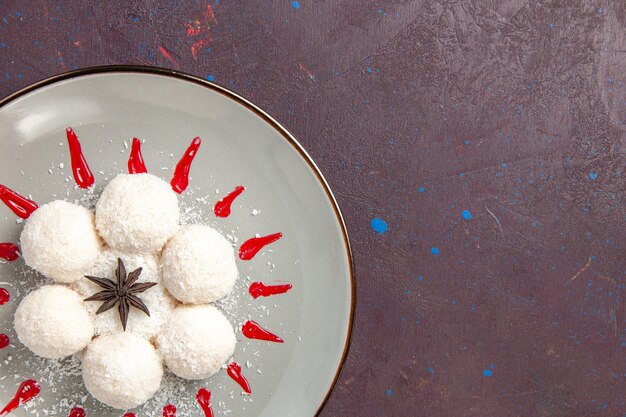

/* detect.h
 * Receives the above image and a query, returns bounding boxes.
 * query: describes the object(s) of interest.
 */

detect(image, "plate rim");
[0,65,355,417]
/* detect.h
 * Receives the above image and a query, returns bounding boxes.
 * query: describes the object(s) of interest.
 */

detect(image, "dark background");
[1,1,624,416]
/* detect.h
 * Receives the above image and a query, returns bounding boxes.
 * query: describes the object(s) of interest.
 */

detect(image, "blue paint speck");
[418,275,424,281]
[0,43,5,48]
[418,186,425,193]
[34,40,40,46]
[463,140,471,145]
[461,210,472,220]
[207,75,215,81]
[428,367,435,374]
[470,304,477,312]
[386,388,392,395]
[483,369,493,377]
[131,16,140,22]
[15,11,22,17]
[377,8,384,14]
[597,7,603,13]
[370,218,388,234]
[589,172,598,180]
[366,67,373,73]
[431,247,439,256]
[404,290,412,296]
[549,22,555,29]
[489,363,494,369]
[292,1,300,9]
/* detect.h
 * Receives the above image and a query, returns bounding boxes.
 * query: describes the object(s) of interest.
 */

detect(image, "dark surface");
[1,1,625,416]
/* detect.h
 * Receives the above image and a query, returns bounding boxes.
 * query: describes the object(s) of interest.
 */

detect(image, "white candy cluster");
[15,174,239,410]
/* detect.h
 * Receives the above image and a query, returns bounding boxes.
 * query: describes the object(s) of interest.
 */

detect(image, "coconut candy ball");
[161,225,237,304]
[20,200,102,283]
[156,305,236,380]
[82,332,163,409]
[15,285,94,359]
[95,174,179,254]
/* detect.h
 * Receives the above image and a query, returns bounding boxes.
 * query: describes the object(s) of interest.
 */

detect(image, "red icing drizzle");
[66,128,95,188]
[163,404,176,417]
[171,137,201,194]
[0,288,9,305]
[128,138,148,174]
[0,185,38,219]
[123,414,137,417]
[239,233,282,260]
[0,244,19,262]
[214,186,245,218]
[249,282,292,299]
[68,407,85,417]
[227,363,251,394]
[0,334,9,349]
[196,388,214,417]
[0,379,41,415]
[242,320,284,343]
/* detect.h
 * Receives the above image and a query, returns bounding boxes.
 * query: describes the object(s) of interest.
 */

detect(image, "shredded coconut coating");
[82,332,163,409]
[156,305,236,380]
[72,249,177,340]
[15,285,94,359]
[161,225,238,304]
[20,200,103,283]
[95,174,179,254]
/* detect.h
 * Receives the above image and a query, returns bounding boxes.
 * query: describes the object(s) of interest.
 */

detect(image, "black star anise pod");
[84,258,157,331]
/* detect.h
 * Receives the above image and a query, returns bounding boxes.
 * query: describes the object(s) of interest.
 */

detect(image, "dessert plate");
[0,67,354,417]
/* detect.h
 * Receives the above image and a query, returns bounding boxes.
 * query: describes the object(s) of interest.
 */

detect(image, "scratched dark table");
[1,1,625,416]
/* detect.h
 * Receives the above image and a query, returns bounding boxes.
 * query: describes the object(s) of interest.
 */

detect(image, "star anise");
[84,258,157,331]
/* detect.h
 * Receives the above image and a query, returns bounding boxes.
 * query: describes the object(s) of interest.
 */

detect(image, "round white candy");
[73,250,176,340]
[156,305,236,380]
[161,225,237,304]
[95,174,179,254]
[15,285,94,359]
[82,332,163,409]
[20,200,102,283]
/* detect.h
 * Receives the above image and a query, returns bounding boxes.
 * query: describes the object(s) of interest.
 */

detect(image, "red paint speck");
[163,404,176,417]
[205,4,216,21]
[196,388,214,417]
[239,233,282,260]
[249,282,292,299]
[0,185,38,219]
[171,137,201,194]
[66,127,95,188]
[242,320,284,343]
[68,407,85,417]
[214,186,245,218]
[122,414,137,417]
[128,138,148,174]
[0,379,41,415]
[227,362,251,394]
[0,288,9,305]
[0,243,19,262]
[191,38,211,58]
[158,46,180,69]
[185,23,201,37]
[0,334,9,349]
